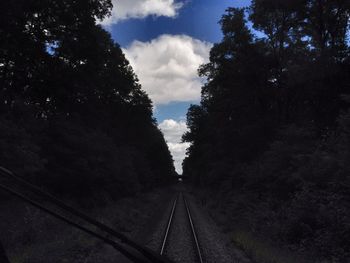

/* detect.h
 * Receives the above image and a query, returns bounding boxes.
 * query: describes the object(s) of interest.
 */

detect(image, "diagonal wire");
[0,166,171,263]
[0,183,148,263]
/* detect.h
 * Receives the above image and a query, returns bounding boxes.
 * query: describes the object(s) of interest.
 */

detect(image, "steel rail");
[160,194,178,255]
[183,193,203,263]
[0,166,171,263]
[160,192,204,263]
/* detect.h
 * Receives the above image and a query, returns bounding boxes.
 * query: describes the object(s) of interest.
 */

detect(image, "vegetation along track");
[160,192,203,263]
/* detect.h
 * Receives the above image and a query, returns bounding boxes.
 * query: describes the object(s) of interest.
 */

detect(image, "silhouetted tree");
[0,0,175,201]
[184,1,350,260]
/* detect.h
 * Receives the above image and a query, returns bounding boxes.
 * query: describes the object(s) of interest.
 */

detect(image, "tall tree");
[184,8,274,184]
[183,2,350,260]
[0,0,175,200]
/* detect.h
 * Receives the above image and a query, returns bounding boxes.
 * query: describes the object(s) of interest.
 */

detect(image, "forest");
[0,0,176,203]
[1,0,350,262]
[183,0,350,262]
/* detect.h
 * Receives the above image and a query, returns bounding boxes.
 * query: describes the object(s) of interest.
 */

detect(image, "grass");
[0,189,169,263]
[232,230,312,263]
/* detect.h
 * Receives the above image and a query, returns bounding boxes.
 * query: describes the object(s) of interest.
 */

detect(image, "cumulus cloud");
[159,119,190,174]
[123,34,212,105]
[100,0,184,25]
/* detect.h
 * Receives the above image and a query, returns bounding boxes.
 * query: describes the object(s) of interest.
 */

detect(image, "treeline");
[0,0,175,203]
[183,0,350,261]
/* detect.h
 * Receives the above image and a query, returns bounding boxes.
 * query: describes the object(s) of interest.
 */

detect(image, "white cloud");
[159,119,190,174]
[100,0,184,25]
[123,34,212,105]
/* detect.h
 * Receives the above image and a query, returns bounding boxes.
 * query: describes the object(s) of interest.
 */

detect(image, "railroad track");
[0,166,205,263]
[160,192,203,263]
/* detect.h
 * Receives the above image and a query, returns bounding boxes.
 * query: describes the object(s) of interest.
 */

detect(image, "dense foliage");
[183,0,350,261]
[0,0,175,202]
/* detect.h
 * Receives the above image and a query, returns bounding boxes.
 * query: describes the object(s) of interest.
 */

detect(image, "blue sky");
[102,0,251,173]
[110,0,251,49]
[106,0,252,121]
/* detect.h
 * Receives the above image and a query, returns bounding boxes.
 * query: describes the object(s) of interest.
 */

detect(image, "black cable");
[0,183,150,263]
[0,167,170,263]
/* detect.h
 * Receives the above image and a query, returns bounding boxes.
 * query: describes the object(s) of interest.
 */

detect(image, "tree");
[184,8,275,182]
[0,0,175,201]
[303,0,350,56]
[183,1,350,260]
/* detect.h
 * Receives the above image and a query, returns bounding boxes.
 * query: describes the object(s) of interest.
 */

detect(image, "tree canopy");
[183,1,350,260]
[0,0,176,202]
